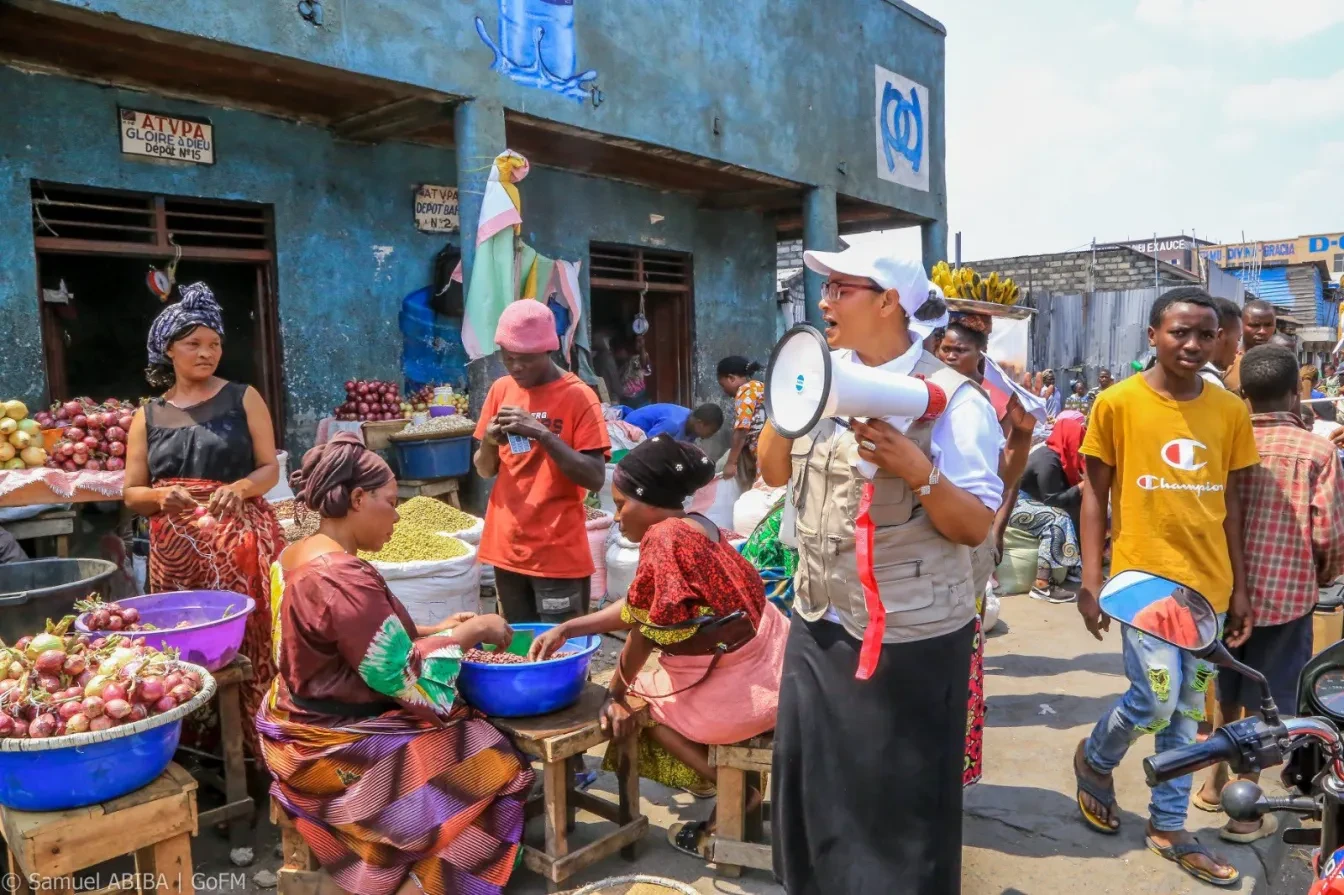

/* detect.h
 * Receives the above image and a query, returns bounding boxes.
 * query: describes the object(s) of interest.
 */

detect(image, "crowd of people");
[51,253,1344,895]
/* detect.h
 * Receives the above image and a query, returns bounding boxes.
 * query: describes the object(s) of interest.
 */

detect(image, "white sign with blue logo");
[874,65,929,192]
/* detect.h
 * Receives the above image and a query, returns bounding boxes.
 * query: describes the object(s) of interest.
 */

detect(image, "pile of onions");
[0,618,203,739]
[37,397,133,473]
[335,380,402,422]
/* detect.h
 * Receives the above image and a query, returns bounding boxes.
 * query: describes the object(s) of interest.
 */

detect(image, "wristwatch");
[915,465,940,497]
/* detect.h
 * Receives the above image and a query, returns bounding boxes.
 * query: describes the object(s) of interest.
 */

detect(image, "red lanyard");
[854,481,885,680]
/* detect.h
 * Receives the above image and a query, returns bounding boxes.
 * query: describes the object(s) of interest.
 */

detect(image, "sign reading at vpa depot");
[874,65,929,192]
[414,185,460,233]
[119,109,214,165]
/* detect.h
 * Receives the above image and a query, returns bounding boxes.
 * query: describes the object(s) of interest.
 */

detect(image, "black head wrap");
[290,432,394,518]
[613,435,716,510]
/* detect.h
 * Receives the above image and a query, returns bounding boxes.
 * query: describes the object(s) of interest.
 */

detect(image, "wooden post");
[616,734,640,861]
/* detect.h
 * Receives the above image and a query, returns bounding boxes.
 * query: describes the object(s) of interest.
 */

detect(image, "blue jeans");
[1083,620,1220,831]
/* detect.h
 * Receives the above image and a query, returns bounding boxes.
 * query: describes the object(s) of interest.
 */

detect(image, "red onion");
[129,704,148,722]
[91,637,106,650]
[196,514,217,534]
[34,650,65,674]
[88,716,112,732]
[106,615,123,630]
[29,715,56,738]
[182,669,203,689]
[106,426,126,442]
[168,684,196,704]
[163,672,184,691]
[14,636,30,652]
[105,457,125,471]
[357,402,370,416]
[65,713,89,734]
[71,414,88,429]
[102,682,127,703]
[90,609,110,630]
[37,674,62,694]
[7,662,23,681]
[82,696,103,718]
[59,442,75,458]
[96,440,110,454]
[82,436,99,451]
[118,414,133,430]
[61,401,81,418]
[64,427,85,442]
[57,701,81,721]
[152,696,177,714]
[0,715,14,738]
[60,460,77,472]
[62,687,82,700]
[104,699,131,720]
[0,681,17,696]
[121,607,140,624]
[84,459,102,472]
[137,678,164,704]
[62,655,85,676]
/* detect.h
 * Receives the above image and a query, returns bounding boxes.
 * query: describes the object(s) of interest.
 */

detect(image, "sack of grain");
[686,477,740,531]
[371,540,480,627]
[605,527,640,600]
[733,486,783,537]
[598,463,617,516]
[586,508,615,604]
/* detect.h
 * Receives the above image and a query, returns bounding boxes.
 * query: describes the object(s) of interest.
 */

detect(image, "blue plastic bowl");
[456,623,599,718]
[0,663,215,811]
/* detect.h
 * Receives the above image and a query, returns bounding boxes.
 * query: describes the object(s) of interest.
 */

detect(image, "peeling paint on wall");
[372,245,395,274]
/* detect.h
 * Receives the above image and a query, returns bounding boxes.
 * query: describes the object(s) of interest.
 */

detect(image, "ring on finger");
[860,439,877,451]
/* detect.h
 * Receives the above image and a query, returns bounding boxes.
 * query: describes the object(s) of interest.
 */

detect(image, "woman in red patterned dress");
[530,435,789,858]
[123,282,282,757]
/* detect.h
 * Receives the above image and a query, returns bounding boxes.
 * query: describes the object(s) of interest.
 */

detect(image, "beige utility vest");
[789,350,984,645]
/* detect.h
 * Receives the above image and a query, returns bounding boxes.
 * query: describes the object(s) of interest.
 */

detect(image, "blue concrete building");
[0,0,947,448]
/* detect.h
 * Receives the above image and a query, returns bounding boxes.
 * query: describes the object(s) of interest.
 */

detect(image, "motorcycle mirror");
[1098,571,1219,652]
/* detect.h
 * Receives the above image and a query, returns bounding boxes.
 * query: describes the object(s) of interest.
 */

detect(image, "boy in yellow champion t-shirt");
[1072,287,1259,887]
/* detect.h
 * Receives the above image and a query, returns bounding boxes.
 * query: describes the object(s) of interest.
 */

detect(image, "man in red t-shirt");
[473,300,610,623]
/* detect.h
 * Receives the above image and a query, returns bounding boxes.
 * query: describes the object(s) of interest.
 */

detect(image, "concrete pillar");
[454,99,509,423]
[453,99,508,292]
[921,219,948,270]
[802,186,838,329]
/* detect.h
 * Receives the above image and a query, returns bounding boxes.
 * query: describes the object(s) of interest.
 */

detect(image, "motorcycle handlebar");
[1143,731,1241,786]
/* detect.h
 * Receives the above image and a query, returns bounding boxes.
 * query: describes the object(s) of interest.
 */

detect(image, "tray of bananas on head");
[931,261,1034,319]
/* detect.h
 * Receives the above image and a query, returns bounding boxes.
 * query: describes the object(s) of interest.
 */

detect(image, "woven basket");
[0,662,216,753]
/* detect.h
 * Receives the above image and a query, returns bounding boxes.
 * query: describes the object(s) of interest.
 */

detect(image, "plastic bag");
[605,527,640,600]
[686,478,741,531]
[733,486,783,537]
[369,540,480,627]
[598,463,618,516]
[587,511,614,601]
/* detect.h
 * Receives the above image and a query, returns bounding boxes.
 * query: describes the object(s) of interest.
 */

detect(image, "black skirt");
[772,616,975,895]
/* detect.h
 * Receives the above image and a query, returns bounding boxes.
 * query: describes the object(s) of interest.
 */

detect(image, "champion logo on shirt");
[1135,474,1223,494]
[1161,438,1207,472]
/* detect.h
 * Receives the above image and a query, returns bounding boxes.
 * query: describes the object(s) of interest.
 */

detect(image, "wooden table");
[396,477,461,507]
[1,763,198,895]
[491,683,648,892]
[187,656,253,852]
[3,508,75,557]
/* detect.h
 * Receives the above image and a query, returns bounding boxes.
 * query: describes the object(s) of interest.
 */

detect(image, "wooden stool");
[396,478,461,507]
[491,683,649,892]
[706,733,774,877]
[187,655,253,851]
[1,763,198,895]
[5,508,76,557]
[271,799,347,895]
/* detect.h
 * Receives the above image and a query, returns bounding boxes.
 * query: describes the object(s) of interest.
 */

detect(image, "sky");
[853,0,1344,263]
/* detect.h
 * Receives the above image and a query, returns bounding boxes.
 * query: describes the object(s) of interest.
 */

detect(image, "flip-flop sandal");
[1219,813,1278,844]
[1192,791,1222,813]
[668,820,711,859]
[1074,748,1120,834]
[1144,836,1240,887]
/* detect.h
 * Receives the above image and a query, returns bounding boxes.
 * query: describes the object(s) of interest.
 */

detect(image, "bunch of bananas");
[930,261,1020,306]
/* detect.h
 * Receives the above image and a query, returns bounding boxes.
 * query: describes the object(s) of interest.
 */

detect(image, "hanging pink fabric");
[854,481,885,681]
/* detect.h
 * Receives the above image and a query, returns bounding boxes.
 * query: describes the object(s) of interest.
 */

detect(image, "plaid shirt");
[1240,412,1344,626]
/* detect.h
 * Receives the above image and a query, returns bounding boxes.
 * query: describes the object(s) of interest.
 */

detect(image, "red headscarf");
[1045,416,1087,486]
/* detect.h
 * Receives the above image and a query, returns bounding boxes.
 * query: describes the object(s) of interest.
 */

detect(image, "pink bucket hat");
[495,300,560,354]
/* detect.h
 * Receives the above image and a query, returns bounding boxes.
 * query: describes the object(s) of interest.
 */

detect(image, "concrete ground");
[185,596,1308,894]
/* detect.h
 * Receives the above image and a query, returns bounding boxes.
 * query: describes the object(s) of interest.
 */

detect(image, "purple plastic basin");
[75,591,255,671]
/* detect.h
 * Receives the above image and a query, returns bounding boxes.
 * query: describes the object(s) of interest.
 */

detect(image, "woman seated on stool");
[258,433,533,895]
[529,435,789,858]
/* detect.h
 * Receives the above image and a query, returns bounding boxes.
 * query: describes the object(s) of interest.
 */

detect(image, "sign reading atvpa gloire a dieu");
[119,108,215,165]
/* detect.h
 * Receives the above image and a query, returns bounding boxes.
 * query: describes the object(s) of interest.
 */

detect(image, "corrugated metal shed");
[1234,266,1292,309]
[1024,288,1160,389]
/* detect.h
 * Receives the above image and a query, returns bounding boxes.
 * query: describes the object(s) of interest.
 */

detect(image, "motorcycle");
[1099,572,1344,894]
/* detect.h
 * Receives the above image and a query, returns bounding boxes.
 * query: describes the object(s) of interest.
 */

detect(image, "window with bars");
[589,244,691,290]
[31,182,271,258]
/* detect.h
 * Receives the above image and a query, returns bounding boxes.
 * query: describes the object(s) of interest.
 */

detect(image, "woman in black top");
[1010,414,1086,602]
[122,282,282,756]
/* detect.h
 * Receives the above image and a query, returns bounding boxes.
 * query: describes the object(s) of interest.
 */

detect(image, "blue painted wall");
[37,0,946,221]
[0,69,778,450]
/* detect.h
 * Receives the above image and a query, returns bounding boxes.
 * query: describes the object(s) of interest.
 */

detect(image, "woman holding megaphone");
[758,246,1005,895]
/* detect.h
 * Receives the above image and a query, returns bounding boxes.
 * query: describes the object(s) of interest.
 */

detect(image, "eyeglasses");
[821,280,881,301]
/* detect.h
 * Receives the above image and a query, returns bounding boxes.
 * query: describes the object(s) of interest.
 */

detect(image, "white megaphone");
[765,325,943,440]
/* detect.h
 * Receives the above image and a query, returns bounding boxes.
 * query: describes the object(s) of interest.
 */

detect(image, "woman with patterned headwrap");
[260,433,532,895]
[528,435,789,858]
[122,282,283,755]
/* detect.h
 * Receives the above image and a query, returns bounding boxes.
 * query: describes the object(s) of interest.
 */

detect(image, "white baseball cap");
[803,244,949,339]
